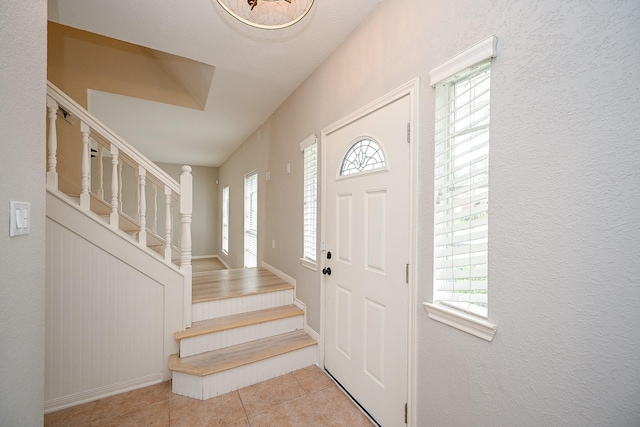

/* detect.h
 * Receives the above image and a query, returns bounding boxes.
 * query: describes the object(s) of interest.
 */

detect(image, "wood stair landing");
[192,267,294,302]
[170,267,317,400]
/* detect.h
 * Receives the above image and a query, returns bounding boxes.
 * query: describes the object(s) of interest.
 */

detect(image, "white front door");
[323,93,411,426]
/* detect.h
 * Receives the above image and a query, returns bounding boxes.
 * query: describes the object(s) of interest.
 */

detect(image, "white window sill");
[423,302,497,342]
[300,258,317,271]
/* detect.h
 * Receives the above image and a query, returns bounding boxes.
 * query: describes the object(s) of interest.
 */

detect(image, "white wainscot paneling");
[45,219,165,412]
[179,315,304,357]
[191,289,294,322]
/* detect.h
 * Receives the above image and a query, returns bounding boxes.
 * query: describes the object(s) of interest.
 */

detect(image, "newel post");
[180,165,193,329]
[46,96,59,189]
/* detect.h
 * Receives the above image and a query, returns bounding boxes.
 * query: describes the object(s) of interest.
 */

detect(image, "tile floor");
[45,365,375,426]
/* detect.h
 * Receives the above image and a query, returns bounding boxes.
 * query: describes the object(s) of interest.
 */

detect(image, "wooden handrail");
[46,81,180,194]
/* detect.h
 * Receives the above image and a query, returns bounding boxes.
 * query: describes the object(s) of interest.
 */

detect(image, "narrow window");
[433,59,491,318]
[301,135,318,268]
[244,171,258,268]
[222,185,229,254]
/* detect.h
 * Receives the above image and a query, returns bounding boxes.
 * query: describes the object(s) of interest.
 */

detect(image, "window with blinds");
[244,171,258,268]
[433,59,491,319]
[301,137,318,263]
[222,185,229,254]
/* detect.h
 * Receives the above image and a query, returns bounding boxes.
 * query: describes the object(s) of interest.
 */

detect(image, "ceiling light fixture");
[216,0,314,30]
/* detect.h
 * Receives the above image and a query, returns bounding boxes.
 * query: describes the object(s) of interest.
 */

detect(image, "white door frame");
[319,78,419,426]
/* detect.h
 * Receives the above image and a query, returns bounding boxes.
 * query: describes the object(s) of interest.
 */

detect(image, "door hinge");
[406,264,409,284]
[404,402,408,424]
[406,123,411,143]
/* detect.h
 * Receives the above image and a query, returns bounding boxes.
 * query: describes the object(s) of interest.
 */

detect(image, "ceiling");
[47,0,385,167]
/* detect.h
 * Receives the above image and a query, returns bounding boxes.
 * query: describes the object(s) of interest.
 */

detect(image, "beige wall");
[217,124,271,268]
[157,162,219,257]
[220,0,640,424]
[0,1,47,425]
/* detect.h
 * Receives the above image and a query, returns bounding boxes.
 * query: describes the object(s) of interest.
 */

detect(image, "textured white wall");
[0,1,47,425]
[222,0,640,424]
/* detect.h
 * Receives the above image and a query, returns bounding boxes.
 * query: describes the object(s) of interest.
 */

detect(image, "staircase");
[45,80,317,406]
[170,267,318,400]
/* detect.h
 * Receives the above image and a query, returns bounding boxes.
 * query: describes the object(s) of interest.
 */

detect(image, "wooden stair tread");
[175,304,303,340]
[170,330,316,377]
[192,267,293,303]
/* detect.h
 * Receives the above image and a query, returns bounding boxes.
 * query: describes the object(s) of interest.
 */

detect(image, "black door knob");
[322,267,332,275]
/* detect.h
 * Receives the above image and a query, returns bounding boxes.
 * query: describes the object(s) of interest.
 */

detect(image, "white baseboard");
[217,255,231,269]
[262,262,296,287]
[192,255,218,260]
[44,373,163,413]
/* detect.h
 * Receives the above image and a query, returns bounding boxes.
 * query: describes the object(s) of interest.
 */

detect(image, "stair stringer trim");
[172,345,317,400]
[262,261,321,357]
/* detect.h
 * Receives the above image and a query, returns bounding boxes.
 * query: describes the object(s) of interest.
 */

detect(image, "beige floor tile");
[44,401,97,427]
[292,365,334,394]
[310,386,375,427]
[248,395,325,427]
[237,373,306,417]
[91,382,171,422]
[169,391,246,426]
[90,400,169,427]
[222,419,250,427]
[44,370,373,427]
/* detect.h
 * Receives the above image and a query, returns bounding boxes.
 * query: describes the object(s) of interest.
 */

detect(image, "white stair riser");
[172,345,317,400]
[179,315,304,357]
[192,289,294,322]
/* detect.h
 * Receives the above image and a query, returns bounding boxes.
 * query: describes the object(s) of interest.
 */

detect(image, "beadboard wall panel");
[45,217,174,412]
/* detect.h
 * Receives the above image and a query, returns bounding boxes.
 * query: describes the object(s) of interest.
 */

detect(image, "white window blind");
[433,59,491,319]
[244,171,258,268]
[302,140,318,262]
[222,186,229,254]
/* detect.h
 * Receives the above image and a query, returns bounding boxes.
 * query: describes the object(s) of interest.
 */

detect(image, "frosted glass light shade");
[216,0,314,29]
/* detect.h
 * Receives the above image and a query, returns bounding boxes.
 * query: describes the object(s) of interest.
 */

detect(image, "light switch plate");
[10,201,30,237]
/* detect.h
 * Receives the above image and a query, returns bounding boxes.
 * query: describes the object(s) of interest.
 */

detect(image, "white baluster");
[110,146,119,228]
[80,122,91,210]
[164,185,172,262]
[138,166,147,247]
[180,165,193,329]
[118,160,123,213]
[98,146,104,200]
[152,185,158,235]
[46,96,59,189]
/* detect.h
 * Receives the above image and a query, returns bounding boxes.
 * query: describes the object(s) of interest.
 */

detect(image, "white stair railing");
[46,80,193,329]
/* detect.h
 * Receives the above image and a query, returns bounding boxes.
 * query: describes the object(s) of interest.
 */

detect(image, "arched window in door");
[339,138,386,176]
